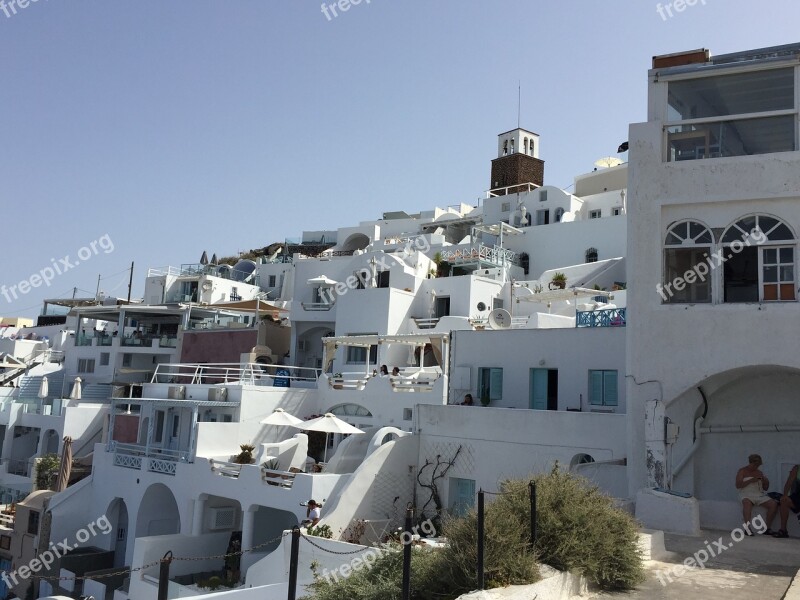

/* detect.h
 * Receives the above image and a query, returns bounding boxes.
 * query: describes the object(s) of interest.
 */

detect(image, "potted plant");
[433,252,451,278]
[480,392,491,407]
[550,272,567,290]
[233,444,256,465]
[331,373,343,390]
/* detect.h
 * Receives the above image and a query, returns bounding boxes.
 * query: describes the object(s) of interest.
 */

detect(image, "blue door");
[530,369,548,410]
[449,478,476,517]
[0,558,11,599]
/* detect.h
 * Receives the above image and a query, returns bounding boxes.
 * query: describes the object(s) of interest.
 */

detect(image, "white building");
[626,43,800,534]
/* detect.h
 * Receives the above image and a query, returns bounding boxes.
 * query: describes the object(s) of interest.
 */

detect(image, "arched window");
[329,404,372,417]
[524,138,528,154]
[585,248,598,263]
[554,207,564,222]
[503,140,508,156]
[510,139,515,153]
[662,220,713,304]
[721,215,795,302]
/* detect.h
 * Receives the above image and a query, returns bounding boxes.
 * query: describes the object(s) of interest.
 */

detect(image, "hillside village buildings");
[0,41,797,600]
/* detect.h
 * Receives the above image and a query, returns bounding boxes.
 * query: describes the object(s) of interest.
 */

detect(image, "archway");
[665,365,800,530]
[42,429,60,455]
[106,498,129,568]
[136,483,180,538]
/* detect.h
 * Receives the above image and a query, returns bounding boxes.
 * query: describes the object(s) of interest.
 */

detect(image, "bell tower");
[490,128,545,196]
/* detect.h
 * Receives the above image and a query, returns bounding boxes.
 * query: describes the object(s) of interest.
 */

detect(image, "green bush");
[35,454,60,490]
[307,524,333,539]
[496,467,644,591]
[305,469,642,600]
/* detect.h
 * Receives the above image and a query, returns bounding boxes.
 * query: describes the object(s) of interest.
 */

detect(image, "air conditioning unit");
[208,387,228,402]
[208,507,236,531]
[168,385,186,400]
[298,340,309,352]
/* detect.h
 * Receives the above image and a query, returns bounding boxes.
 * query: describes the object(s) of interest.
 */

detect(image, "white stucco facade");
[626,44,800,531]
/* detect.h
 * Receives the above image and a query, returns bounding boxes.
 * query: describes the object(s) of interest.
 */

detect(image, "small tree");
[35,454,60,490]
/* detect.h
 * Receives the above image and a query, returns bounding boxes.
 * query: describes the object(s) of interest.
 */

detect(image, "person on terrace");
[774,463,799,538]
[736,453,778,535]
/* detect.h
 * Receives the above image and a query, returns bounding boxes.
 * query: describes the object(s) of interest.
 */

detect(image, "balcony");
[576,307,626,328]
[110,442,191,476]
[440,243,518,269]
[151,363,319,387]
[301,301,335,311]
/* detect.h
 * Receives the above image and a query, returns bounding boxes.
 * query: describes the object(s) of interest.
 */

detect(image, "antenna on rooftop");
[517,81,521,128]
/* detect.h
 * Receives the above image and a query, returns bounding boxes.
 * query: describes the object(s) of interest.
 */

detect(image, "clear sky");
[2,0,799,317]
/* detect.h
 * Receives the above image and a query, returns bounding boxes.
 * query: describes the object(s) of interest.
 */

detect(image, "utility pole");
[127,261,135,302]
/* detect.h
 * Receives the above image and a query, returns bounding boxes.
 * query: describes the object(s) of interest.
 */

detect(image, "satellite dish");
[594,157,623,169]
[233,259,257,283]
[201,281,212,291]
[476,302,487,312]
[488,308,512,330]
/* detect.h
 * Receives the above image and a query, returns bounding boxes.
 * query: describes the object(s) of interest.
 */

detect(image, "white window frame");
[721,214,797,303]
[589,209,601,219]
[662,220,713,304]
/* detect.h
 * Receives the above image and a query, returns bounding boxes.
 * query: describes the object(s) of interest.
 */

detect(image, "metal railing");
[301,301,335,311]
[412,318,440,330]
[209,459,297,488]
[110,442,191,474]
[120,334,177,348]
[440,243,518,268]
[576,307,627,328]
[486,181,540,197]
[151,363,320,386]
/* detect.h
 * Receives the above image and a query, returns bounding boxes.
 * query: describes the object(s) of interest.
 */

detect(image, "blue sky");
[1,0,799,317]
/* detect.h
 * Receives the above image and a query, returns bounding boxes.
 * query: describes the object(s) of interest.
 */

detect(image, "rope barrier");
[27,531,291,582]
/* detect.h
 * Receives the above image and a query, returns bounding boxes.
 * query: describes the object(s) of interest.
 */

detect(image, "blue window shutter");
[490,369,503,400]
[603,371,618,406]
[590,371,603,405]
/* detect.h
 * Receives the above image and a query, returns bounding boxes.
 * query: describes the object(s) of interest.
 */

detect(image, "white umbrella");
[307,276,338,286]
[299,413,365,462]
[260,408,303,428]
[38,376,49,399]
[69,377,82,400]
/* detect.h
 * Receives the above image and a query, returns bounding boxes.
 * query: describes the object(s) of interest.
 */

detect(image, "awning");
[208,299,287,313]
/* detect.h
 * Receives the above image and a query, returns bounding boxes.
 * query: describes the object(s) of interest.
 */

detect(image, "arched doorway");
[42,429,60,455]
[665,365,800,529]
[107,498,129,568]
[136,483,180,538]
